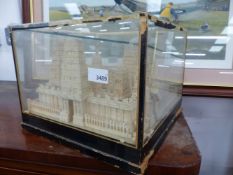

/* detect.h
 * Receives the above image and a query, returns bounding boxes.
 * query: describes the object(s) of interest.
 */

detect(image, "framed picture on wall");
[162,0,232,69]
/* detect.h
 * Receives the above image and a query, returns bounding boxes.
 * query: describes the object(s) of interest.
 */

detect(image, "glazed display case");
[10,13,186,174]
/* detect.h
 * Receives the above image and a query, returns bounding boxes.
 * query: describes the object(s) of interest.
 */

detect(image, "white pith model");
[27,36,143,144]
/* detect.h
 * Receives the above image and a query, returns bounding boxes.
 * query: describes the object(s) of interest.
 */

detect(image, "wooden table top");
[0,83,201,175]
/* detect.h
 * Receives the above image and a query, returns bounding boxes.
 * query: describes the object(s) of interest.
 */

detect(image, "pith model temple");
[27,36,144,144]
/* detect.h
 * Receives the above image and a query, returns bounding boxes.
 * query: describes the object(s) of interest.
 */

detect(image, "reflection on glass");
[144,28,186,143]
[12,20,140,146]
[11,15,186,148]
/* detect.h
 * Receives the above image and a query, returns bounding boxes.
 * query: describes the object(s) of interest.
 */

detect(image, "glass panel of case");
[11,14,187,174]
[143,25,186,143]
[11,14,186,150]
[12,19,140,146]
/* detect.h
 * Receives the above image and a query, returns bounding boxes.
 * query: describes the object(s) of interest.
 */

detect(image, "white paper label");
[88,67,108,84]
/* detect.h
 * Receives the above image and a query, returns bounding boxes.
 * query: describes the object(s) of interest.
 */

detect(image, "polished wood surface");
[183,85,233,98]
[0,82,201,175]
[183,96,233,175]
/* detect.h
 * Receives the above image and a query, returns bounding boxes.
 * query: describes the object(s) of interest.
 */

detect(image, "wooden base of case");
[21,101,181,175]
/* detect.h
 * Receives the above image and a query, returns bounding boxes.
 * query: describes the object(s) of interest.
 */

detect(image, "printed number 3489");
[97,75,107,81]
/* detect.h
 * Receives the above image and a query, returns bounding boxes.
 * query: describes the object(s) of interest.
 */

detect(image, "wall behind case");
[0,0,22,81]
